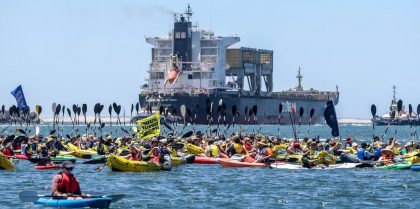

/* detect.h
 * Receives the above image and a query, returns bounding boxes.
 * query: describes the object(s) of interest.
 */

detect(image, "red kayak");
[193,156,221,164]
[220,159,268,168]
[14,154,30,160]
[34,164,61,170]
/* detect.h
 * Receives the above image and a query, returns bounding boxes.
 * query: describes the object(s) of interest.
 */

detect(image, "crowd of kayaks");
[1,139,420,172]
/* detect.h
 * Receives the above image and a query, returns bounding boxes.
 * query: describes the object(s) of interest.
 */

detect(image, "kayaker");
[226,135,244,157]
[253,138,273,163]
[149,147,162,164]
[2,143,14,157]
[96,138,108,155]
[301,150,316,168]
[344,138,352,149]
[126,145,142,161]
[357,142,373,161]
[205,139,220,157]
[51,161,90,200]
[158,139,171,156]
[287,142,303,155]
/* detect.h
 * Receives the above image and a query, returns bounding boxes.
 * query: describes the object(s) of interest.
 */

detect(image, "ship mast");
[185,4,193,22]
[392,85,396,103]
[296,67,303,91]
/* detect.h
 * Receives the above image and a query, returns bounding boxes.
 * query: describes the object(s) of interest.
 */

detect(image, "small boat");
[14,154,30,160]
[193,156,220,164]
[410,164,420,171]
[270,162,360,169]
[34,163,62,170]
[83,155,108,164]
[35,197,112,208]
[220,159,267,168]
[0,153,15,170]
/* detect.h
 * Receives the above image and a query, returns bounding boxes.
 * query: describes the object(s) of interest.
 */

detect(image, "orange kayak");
[34,163,61,170]
[220,159,267,168]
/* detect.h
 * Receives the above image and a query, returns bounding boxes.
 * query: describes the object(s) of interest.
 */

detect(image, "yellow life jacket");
[233,143,243,154]
[210,145,219,157]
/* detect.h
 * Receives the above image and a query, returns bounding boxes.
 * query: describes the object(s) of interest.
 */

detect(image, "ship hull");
[372,118,419,126]
[136,94,339,125]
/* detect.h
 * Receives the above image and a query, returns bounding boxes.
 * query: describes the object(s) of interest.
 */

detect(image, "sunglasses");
[64,167,74,171]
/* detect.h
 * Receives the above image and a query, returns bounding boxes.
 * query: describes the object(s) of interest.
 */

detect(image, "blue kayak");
[35,197,112,208]
[411,165,420,171]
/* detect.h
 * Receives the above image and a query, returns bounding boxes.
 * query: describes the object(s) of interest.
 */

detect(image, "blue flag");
[10,85,29,111]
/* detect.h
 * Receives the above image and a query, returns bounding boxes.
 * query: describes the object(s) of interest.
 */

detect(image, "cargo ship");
[135,5,339,125]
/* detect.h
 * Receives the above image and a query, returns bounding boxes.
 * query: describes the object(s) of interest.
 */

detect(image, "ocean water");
[1,124,419,209]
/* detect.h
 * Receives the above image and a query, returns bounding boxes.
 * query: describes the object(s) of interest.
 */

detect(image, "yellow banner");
[137,113,160,139]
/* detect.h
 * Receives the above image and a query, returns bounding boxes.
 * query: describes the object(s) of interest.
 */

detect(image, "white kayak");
[270,162,360,170]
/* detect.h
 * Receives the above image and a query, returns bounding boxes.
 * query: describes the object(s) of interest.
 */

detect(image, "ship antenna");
[393,85,396,102]
[297,66,303,90]
[185,4,193,22]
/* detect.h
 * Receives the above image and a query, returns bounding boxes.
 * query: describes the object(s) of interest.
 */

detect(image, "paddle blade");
[17,128,26,135]
[232,105,237,115]
[397,100,403,112]
[245,106,248,116]
[35,105,42,116]
[182,131,194,138]
[253,105,257,116]
[19,190,40,203]
[99,105,105,114]
[135,103,139,113]
[62,105,65,115]
[55,104,61,116]
[299,107,304,117]
[310,108,315,118]
[279,104,283,114]
[417,104,420,116]
[52,103,56,115]
[186,108,191,118]
[1,105,4,114]
[106,194,125,203]
[72,104,77,114]
[324,100,339,137]
[131,104,134,114]
[371,104,377,118]
[66,108,72,117]
[409,104,412,116]
[82,104,87,116]
[218,99,223,106]
[108,104,112,116]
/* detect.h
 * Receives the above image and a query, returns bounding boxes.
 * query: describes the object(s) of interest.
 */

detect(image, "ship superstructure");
[137,5,339,125]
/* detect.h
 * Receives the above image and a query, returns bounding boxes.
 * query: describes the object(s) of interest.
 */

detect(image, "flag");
[10,85,29,111]
[137,113,160,139]
[324,100,339,137]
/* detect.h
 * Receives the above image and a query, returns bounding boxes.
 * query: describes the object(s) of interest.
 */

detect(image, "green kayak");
[50,155,76,163]
[378,163,411,170]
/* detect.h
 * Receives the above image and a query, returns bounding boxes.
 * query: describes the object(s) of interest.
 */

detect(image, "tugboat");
[372,86,418,125]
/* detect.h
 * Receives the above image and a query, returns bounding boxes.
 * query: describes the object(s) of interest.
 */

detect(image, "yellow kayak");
[172,154,195,166]
[106,154,165,172]
[186,143,205,155]
[64,144,96,159]
[0,153,14,170]
[58,151,74,156]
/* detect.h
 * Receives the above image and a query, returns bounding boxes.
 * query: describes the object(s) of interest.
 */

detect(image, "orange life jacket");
[57,172,80,194]
[2,148,12,157]
[129,153,140,161]
[149,156,160,164]
[381,153,394,165]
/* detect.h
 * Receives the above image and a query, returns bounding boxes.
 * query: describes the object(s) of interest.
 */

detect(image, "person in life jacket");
[227,135,244,157]
[2,143,14,157]
[205,139,220,157]
[51,161,90,200]
[253,138,273,163]
[344,138,353,150]
[158,139,172,156]
[242,137,253,154]
[149,147,162,164]
[357,142,373,161]
[301,150,317,168]
[96,138,108,155]
[287,141,303,155]
[126,145,142,161]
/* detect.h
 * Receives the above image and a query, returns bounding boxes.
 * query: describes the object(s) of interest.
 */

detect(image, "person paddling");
[51,161,90,200]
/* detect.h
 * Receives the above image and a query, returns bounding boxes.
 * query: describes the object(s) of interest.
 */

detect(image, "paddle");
[35,105,42,124]
[130,104,134,125]
[278,103,283,137]
[299,107,304,127]
[288,104,297,140]
[180,104,186,126]
[324,100,340,138]
[383,111,396,139]
[192,104,199,131]
[67,108,74,127]
[395,99,403,137]
[416,104,420,140]
[19,191,125,203]
[135,102,139,115]
[232,105,237,128]
[52,103,57,129]
[82,104,87,125]
[307,108,315,137]
[371,104,377,137]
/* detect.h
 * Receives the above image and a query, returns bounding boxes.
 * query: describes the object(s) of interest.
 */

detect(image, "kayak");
[411,165,420,171]
[58,151,74,156]
[64,144,96,159]
[193,156,220,164]
[107,154,171,172]
[220,159,267,168]
[0,153,15,170]
[172,154,195,166]
[34,163,61,170]
[378,163,412,170]
[270,162,360,169]
[14,154,30,160]
[51,155,77,163]
[35,197,112,208]
[83,155,108,164]
[186,143,205,155]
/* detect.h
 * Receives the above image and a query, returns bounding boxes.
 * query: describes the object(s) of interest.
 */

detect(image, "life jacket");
[381,152,394,165]
[149,156,160,164]
[242,141,253,152]
[209,145,219,157]
[2,147,12,157]
[357,148,367,160]
[233,143,243,154]
[129,153,140,161]
[57,172,80,194]
[97,144,107,155]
